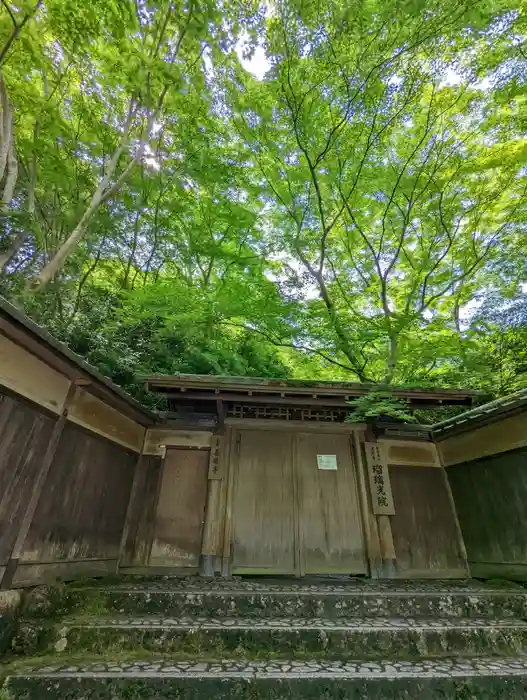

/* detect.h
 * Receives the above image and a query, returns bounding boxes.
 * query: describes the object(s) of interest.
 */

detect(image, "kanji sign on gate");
[365,442,395,515]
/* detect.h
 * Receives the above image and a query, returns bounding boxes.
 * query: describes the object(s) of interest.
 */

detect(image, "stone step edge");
[65,589,527,600]
[61,617,527,632]
[10,657,527,680]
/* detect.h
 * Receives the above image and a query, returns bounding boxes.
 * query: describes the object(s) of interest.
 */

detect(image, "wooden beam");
[163,391,468,409]
[147,375,480,402]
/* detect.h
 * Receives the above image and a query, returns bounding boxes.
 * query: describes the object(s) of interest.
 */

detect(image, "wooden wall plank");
[0,392,55,565]
[13,560,117,587]
[389,465,467,576]
[68,389,145,452]
[231,430,296,574]
[149,448,209,568]
[120,455,163,567]
[21,423,136,563]
[447,446,527,567]
[438,413,527,467]
[0,334,70,414]
[296,433,367,575]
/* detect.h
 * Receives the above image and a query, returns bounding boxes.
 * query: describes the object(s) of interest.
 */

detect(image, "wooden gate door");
[231,430,296,574]
[296,433,367,575]
[230,429,366,576]
[149,448,209,569]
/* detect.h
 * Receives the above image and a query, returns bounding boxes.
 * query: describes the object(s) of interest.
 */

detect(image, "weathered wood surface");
[149,448,209,568]
[232,431,296,574]
[447,447,527,567]
[201,436,226,563]
[225,418,363,433]
[143,429,213,456]
[13,559,117,587]
[381,439,440,467]
[438,413,527,467]
[21,423,136,563]
[230,430,366,576]
[351,434,380,577]
[296,433,366,575]
[0,334,70,414]
[364,442,395,515]
[68,388,145,452]
[120,455,163,567]
[0,391,55,566]
[390,465,467,576]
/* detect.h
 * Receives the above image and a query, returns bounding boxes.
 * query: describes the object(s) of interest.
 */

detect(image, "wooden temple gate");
[5,295,525,588]
[229,428,366,576]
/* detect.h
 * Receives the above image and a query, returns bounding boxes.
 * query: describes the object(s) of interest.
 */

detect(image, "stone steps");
[30,578,527,620]
[25,615,527,659]
[4,577,527,698]
[6,657,527,699]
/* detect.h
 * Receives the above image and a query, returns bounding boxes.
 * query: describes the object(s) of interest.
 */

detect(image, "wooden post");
[353,431,383,578]
[221,429,238,578]
[364,426,398,579]
[441,456,470,576]
[377,514,397,578]
[201,436,222,578]
[118,431,148,571]
[292,433,303,577]
[1,381,79,589]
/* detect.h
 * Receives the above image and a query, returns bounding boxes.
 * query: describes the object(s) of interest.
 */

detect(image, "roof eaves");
[0,296,156,424]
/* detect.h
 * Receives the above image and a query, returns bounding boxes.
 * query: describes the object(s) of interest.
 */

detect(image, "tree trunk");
[29,101,148,292]
[2,139,18,210]
[0,76,13,181]
[0,230,27,270]
[381,330,398,385]
[30,193,104,289]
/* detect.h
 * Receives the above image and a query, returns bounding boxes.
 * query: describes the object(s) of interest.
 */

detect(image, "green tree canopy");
[1,0,525,400]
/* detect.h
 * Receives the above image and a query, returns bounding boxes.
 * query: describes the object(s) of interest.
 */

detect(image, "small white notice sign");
[317,454,338,470]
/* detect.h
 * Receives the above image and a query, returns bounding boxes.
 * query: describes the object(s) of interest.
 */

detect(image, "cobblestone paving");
[16,657,527,679]
[78,578,527,596]
[73,616,527,630]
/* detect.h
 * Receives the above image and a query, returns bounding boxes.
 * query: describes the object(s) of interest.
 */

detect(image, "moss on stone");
[21,585,109,623]
[0,591,22,658]
[5,674,527,699]
[10,620,59,657]
[28,623,527,661]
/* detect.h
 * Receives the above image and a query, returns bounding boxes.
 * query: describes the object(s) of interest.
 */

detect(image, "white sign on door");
[317,454,338,470]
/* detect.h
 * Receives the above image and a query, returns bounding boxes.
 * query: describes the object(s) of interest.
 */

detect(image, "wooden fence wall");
[440,412,527,580]
[0,315,150,588]
[379,439,468,578]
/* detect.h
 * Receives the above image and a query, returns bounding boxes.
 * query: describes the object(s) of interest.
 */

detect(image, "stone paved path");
[75,615,527,630]
[73,577,526,594]
[17,657,527,679]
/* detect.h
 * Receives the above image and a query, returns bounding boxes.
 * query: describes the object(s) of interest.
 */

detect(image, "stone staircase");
[3,577,527,698]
